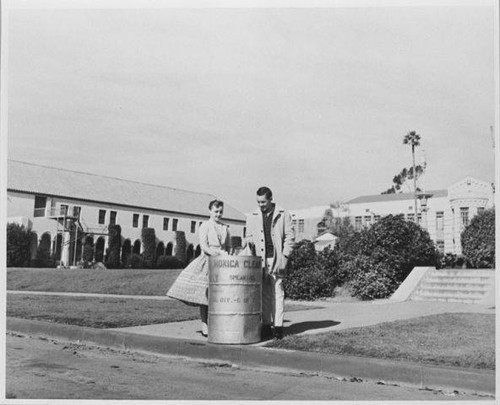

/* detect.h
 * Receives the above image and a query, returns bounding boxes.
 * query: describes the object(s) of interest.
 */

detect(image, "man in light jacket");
[245,186,294,340]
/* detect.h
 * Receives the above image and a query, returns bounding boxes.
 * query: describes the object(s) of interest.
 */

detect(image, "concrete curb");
[7,317,495,395]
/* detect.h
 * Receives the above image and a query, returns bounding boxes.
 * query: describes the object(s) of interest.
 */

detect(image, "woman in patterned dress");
[167,199,230,337]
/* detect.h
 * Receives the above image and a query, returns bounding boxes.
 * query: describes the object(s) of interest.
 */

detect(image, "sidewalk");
[114,298,494,344]
[6,291,496,395]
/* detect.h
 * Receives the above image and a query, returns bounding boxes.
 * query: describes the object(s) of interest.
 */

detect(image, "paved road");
[6,333,490,401]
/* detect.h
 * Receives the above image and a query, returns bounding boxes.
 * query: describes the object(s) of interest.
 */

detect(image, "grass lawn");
[7,268,183,296]
[7,294,320,328]
[7,294,199,328]
[268,313,495,370]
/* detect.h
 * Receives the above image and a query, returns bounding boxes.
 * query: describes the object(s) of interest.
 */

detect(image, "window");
[34,196,47,217]
[98,209,106,224]
[199,221,203,228]
[355,216,362,230]
[417,213,422,224]
[460,207,469,227]
[163,217,169,231]
[364,216,372,226]
[191,221,196,233]
[110,211,117,225]
[132,213,139,228]
[142,215,149,228]
[436,212,444,230]
[292,219,297,228]
[407,213,415,222]
[243,227,246,238]
[477,207,485,215]
[374,215,381,222]
[60,204,69,216]
[436,240,445,252]
[73,206,81,218]
[298,219,305,233]
[172,219,178,231]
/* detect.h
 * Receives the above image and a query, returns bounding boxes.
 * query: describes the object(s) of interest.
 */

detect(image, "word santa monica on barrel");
[212,258,261,269]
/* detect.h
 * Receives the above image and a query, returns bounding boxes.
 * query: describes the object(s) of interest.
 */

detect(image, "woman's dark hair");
[209,199,224,210]
[256,186,273,200]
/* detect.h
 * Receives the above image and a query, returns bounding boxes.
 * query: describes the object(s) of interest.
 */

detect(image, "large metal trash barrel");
[208,255,262,344]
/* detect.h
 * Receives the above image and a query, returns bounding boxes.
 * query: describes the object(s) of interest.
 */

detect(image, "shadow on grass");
[285,320,340,335]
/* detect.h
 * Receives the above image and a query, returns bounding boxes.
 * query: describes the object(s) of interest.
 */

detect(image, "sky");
[4,0,498,214]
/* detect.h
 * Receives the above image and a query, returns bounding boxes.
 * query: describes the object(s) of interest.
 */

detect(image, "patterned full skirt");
[167,254,209,306]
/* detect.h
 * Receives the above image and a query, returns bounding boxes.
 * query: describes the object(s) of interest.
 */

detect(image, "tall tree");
[382,165,424,194]
[403,130,421,214]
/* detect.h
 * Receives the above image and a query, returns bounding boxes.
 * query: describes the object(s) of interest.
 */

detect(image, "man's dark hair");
[256,186,273,200]
[208,199,224,210]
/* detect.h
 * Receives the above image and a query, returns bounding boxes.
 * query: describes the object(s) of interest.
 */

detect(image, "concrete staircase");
[410,268,495,304]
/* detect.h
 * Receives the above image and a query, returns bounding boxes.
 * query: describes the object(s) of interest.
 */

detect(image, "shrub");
[35,245,55,268]
[82,243,94,264]
[126,253,144,269]
[336,214,438,300]
[337,214,438,283]
[106,224,122,269]
[342,256,398,300]
[7,223,33,267]
[436,252,466,269]
[156,255,184,269]
[141,228,156,268]
[461,208,495,268]
[174,231,187,266]
[95,247,104,263]
[284,240,343,301]
[349,266,399,300]
[287,239,317,270]
[318,246,348,285]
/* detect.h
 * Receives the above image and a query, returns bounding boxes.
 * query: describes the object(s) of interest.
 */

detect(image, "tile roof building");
[7,160,246,267]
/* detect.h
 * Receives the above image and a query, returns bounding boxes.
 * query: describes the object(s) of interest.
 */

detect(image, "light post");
[416,192,433,229]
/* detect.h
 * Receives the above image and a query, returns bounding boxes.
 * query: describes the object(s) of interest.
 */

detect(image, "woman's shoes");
[201,322,208,338]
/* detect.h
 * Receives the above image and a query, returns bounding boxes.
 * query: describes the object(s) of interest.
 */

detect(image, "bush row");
[6,223,189,270]
[285,214,439,301]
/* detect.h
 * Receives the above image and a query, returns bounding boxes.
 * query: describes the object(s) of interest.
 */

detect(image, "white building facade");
[346,177,494,255]
[7,160,246,266]
[289,177,494,255]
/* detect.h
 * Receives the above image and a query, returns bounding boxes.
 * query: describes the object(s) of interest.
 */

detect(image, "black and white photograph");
[1,0,498,402]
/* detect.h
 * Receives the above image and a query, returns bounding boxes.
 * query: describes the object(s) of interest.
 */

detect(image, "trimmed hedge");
[156,255,184,269]
[82,242,94,264]
[126,253,144,269]
[141,228,156,268]
[35,244,56,267]
[461,208,495,268]
[174,231,187,266]
[7,223,33,267]
[106,224,122,269]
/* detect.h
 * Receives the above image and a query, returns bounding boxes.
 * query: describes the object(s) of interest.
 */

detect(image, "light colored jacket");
[245,205,295,276]
[199,220,230,256]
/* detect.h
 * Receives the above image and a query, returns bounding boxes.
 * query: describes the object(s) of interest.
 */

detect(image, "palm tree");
[403,130,421,216]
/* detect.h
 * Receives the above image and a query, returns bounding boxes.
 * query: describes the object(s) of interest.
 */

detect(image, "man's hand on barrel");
[242,237,254,248]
